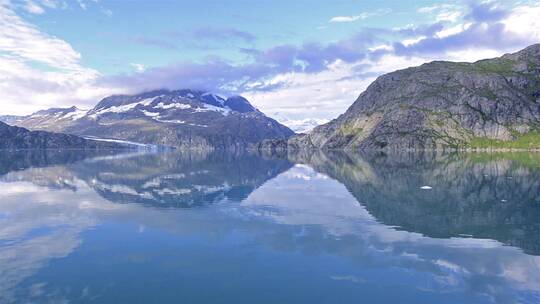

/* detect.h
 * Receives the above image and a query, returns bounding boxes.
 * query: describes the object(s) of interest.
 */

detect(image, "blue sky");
[1,0,540,129]
[26,0,438,74]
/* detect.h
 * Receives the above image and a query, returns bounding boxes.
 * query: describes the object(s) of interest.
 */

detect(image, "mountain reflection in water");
[0,150,539,304]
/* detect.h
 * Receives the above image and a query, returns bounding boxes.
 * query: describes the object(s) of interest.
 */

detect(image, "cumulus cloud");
[0,1,118,115]
[0,2,81,69]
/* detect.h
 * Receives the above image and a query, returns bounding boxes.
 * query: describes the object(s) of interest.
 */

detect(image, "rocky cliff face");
[268,44,540,151]
[3,89,294,149]
[0,121,124,150]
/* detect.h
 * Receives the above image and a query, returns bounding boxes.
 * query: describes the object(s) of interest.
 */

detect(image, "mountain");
[262,44,540,151]
[0,106,88,133]
[3,90,294,149]
[0,121,126,150]
[0,115,24,125]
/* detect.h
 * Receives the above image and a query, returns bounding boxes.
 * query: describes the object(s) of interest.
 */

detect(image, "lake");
[0,150,539,303]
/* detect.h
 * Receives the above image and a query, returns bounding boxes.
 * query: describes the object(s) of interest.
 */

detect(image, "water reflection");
[3,151,293,208]
[0,150,539,303]
[291,151,540,255]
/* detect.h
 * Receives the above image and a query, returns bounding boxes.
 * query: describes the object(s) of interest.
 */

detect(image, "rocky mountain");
[263,44,540,151]
[0,115,24,125]
[0,99,112,131]
[0,106,88,133]
[3,90,294,149]
[0,121,126,150]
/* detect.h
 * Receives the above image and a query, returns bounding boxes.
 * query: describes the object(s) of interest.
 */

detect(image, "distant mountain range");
[1,90,294,149]
[269,115,330,134]
[260,44,540,151]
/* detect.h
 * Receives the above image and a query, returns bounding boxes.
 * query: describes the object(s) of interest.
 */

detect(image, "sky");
[1,0,540,129]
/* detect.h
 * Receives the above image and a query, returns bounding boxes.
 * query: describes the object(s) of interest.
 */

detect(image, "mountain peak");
[91,89,258,115]
[224,96,257,113]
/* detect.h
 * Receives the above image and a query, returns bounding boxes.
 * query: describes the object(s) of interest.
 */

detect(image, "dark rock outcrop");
[0,121,124,150]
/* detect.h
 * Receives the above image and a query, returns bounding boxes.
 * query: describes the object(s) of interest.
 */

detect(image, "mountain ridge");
[0,121,129,150]
[1,89,294,149]
[260,43,540,151]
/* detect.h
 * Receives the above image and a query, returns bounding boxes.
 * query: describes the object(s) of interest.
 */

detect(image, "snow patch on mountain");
[154,102,192,110]
[155,188,192,196]
[91,95,165,117]
[140,110,160,117]
[154,117,208,127]
[193,103,231,115]
[64,109,88,120]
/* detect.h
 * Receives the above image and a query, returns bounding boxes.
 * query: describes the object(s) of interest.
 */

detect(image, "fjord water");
[1,151,539,304]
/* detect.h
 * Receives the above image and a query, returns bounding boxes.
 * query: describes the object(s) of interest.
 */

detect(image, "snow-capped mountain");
[270,114,330,134]
[3,89,294,149]
[0,106,88,133]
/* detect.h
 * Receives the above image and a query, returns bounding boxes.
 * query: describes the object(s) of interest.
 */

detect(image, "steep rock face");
[0,121,120,150]
[6,89,294,149]
[282,44,540,150]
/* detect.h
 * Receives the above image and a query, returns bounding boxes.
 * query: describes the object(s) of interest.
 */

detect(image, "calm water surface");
[0,150,539,303]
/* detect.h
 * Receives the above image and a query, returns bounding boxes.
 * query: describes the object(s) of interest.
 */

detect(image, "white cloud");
[76,0,86,10]
[23,0,44,14]
[0,2,118,115]
[0,3,81,69]
[435,10,462,22]
[501,4,540,42]
[417,4,456,14]
[130,63,146,73]
[328,10,389,23]
[418,3,463,23]
[102,7,112,17]
[329,14,366,23]
[18,0,64,14]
